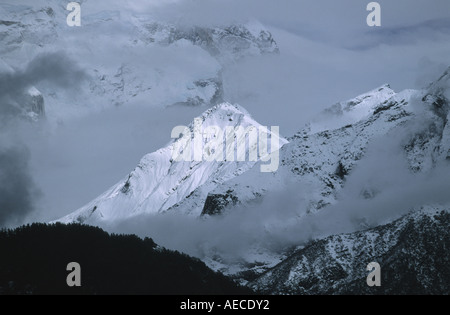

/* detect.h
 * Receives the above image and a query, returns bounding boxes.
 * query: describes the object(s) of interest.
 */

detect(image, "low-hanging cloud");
[104,183,311,264]
[0,52,86,98]
[0,145,41,228]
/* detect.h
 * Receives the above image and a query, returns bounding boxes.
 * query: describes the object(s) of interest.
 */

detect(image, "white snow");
[27,86,41,97]
[308,84,396,134]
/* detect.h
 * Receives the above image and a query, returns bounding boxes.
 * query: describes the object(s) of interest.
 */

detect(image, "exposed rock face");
[201,191,239,216]
[151,23,280,64]
[24,87,45,120]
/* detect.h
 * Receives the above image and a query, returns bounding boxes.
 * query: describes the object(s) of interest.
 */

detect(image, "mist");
[0,52,87,123]
[0,52,86,94]
[0,52,88,227]
[0,145,41,227]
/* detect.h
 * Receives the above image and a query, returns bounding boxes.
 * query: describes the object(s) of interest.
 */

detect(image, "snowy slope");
[308,84,396,134]
[57,103,288,224]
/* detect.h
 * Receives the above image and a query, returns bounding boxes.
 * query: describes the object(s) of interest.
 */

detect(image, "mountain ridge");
[250,205,450,295]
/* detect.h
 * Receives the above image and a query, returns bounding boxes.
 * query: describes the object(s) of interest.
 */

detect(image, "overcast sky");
[1,0,450,226]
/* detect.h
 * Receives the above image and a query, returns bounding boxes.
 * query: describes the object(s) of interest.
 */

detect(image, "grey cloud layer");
[0,52,87,123]
[0,52,86,97]
[0,52,87,227]
[0,145,40,227]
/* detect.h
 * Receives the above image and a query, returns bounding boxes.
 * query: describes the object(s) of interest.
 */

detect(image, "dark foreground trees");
[0,223,250,295]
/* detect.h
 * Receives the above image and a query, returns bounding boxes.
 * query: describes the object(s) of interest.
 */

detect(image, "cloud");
[104,182,311,263]
[0,52,87,124]
[0,145,41,228]
[0,52,86,97]
[0,52,87,226]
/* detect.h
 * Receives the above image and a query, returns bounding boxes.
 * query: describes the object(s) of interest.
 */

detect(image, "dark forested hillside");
[0,223,250,295]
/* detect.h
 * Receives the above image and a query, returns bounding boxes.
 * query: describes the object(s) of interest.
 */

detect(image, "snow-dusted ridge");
[308,84,396,134]
[251,205,450,295]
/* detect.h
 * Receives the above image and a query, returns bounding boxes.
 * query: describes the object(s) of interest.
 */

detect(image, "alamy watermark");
[66,262,81,287]
[65,2,380,28]
[367,2,381,27]
[66,2,81,27]
[366,262,381,287]
[170,119,282,173]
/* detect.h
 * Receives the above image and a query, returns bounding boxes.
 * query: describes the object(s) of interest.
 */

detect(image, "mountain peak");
[57,103,287,224]
[191,103,254,130]
[199,102,251,120]
[308,84,396,134]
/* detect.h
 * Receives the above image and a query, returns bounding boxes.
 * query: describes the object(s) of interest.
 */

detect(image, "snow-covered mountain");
[58,103,288,224]
[0,2,278,121]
